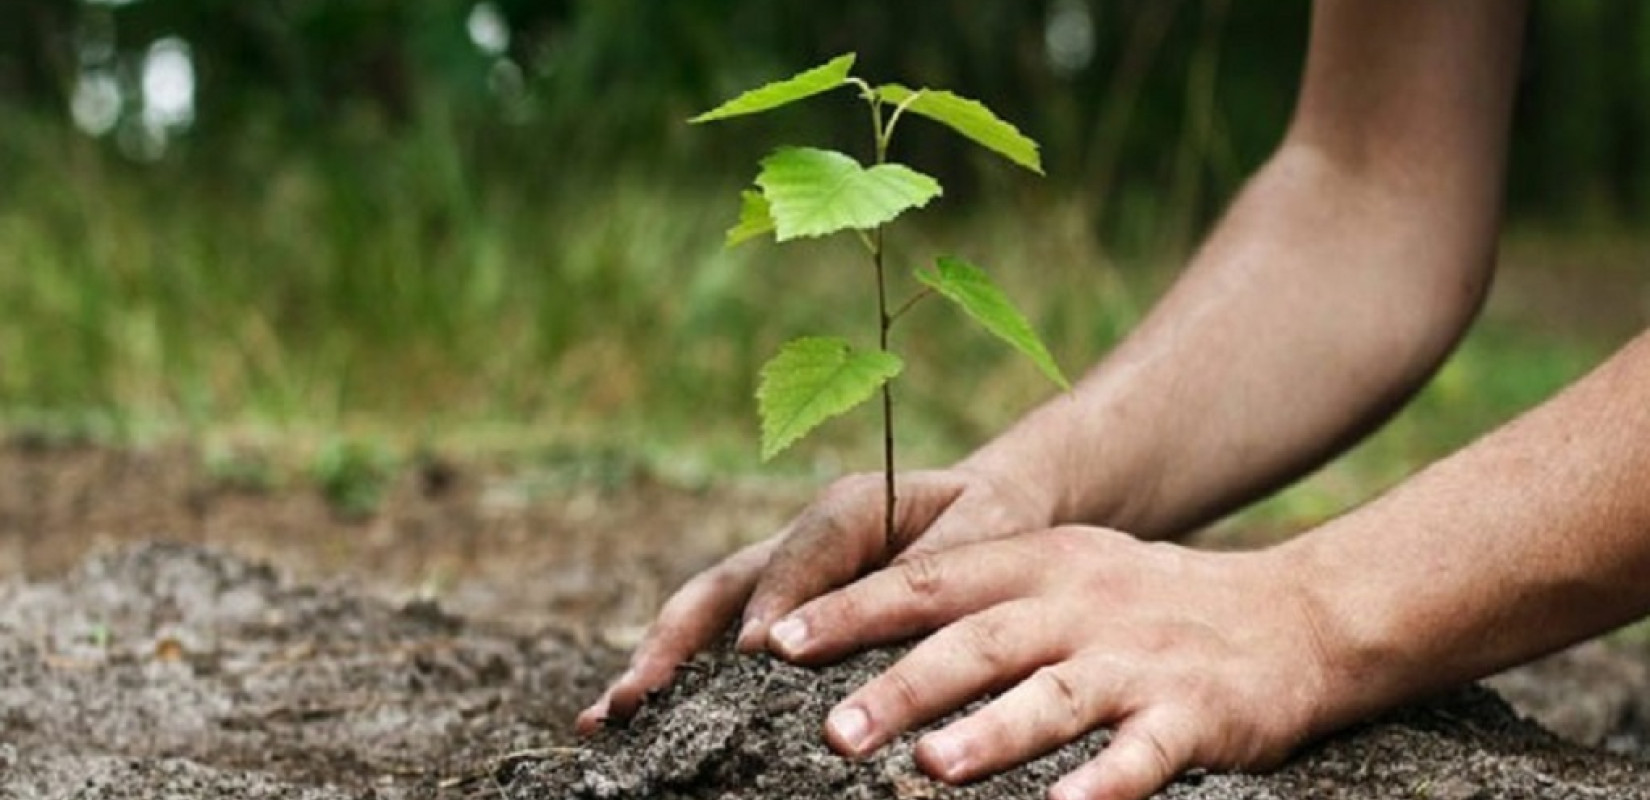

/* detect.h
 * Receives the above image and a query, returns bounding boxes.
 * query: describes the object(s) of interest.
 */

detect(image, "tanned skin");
[576,3,1650,799]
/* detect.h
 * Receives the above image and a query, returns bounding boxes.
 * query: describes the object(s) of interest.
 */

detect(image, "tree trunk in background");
[0,0,73,112]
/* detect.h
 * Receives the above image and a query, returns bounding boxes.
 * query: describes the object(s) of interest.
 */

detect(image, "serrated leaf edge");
[875,83,1043,175]
[917,257,1069,389]
[691,54,857,124]
[726,189,775,247]
[755,147,942,241]
[756,337,904,460]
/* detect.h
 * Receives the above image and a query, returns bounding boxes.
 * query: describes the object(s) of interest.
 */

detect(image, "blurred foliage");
[5,0,1304,246]
[310,437,397,519]
[6,2,1649,234]
[0,0,1644,520]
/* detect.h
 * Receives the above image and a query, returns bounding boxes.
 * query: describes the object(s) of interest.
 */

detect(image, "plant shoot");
[691,53,1068,542]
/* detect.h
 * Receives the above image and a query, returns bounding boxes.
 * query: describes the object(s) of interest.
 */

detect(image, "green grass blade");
[877,84,1043,175]
[726,189,775,247]
[757,336,903,460]
[691,54,857,123]
[755,147,941,240]
[917,257,1069,389]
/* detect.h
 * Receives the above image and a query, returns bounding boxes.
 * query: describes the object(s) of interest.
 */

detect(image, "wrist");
[1267,521,1435,736]
[952,387,1134,529]
[962,394,1170,535]
[950,443,1062,531]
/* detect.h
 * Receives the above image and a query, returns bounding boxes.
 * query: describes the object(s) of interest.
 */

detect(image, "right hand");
[575,465,1056,733]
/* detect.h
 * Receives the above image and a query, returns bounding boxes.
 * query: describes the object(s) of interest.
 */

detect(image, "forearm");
[962,0,1525,538]
[966,150,1494,536]
[1287,329,1650,731]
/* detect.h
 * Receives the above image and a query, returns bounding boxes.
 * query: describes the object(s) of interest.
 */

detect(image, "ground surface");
[3,442,1650,798]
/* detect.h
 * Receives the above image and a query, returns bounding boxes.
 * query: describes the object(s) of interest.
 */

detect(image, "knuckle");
[1032,666,1088,734]
[699,565,745,601]
[663,576,730,628]
[626,645,671,680]
[1132,620,1198,659]
[882,666,927,718]
[630,619,682,665]
[1035,526,1107,563]
[806,590,861,639]
[785,503,848,549]
[897,553,947,599]
[955,615,1015,673]
[1138,729,1176,785]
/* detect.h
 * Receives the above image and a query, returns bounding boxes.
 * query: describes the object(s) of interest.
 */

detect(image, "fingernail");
[737,617,764,648]
[769,616,809,655]
[1049,773,1096,800]
[920,731,969,780]
[827,705,873,754]
[575,698,609,735]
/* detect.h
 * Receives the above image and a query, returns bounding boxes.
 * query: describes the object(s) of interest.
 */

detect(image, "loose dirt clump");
[5,542,1650,799]
[516,639,1650,800]
[5,443,1650,798]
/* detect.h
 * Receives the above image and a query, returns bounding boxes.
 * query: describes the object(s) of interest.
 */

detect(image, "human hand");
[766,527,1339,800]
[576,465,1056,733]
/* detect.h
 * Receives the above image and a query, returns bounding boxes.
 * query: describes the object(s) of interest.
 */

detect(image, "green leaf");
[917,257,1069,389]
[691,54,856,123]
[726,189,775,247]
[876,84,1043,175]
[756,147,941,240]
[757,336,904,460]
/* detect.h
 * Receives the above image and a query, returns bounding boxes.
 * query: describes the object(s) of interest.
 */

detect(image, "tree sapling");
[692,53,1069,542]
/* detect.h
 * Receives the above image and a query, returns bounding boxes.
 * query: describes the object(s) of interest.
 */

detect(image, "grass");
[0,118,1124,480]
[0,117,1637,529]
[1223,319,1608,536]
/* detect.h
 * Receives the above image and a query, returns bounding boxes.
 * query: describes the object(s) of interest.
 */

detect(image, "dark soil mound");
[520,644,1650,800]
[5,542,1650,799]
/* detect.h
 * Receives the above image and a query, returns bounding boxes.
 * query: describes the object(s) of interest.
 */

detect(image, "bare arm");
[970,0,1527,537]
[585,10,1538,793]
[759,338,1650,800]
[1292,329,1650,728]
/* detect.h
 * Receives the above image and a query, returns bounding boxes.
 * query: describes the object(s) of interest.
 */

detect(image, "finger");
[770,537,1041,663]
[577,538,774,732]
[1050,711,1193,800]
[741,472,964,649]
[822,600,1060,758]
[898,470,1045,557]
[915,659,1126,783]
[574,694,612,735]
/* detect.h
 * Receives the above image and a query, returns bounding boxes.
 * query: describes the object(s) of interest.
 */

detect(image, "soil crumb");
[5,542,1650,799]
[0,542,621,799]
[521,643,1650,800]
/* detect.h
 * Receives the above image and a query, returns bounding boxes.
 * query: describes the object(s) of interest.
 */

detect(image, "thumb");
[738,472,965,649]
[899,472,1046,559]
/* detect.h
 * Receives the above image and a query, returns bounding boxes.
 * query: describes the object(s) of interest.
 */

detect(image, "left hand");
[575,466,1055,734]
[765,526,1341,800]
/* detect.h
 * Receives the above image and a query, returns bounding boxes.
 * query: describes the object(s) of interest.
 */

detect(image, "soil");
[1,542,620,799]
[3,441,1650,798]
[534,650,1649,800]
